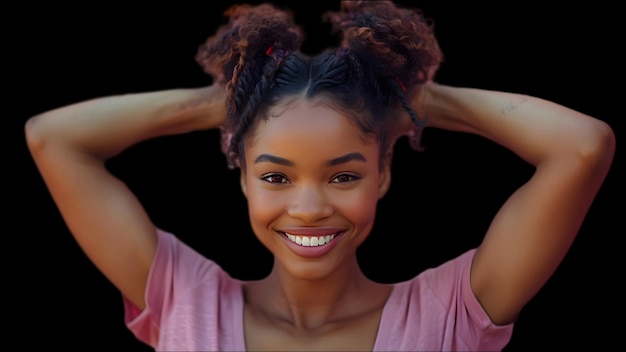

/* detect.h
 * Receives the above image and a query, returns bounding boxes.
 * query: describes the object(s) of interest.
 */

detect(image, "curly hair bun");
[325,0,443,91]
[195,3,304,86]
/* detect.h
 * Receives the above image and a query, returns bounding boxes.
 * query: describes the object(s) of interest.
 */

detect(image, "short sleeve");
[374,249,514,351]
[121,229,244,351]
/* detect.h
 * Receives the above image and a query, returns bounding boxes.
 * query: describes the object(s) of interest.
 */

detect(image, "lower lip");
[279,231,344,258]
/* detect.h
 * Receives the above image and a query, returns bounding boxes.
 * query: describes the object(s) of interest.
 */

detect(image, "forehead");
[245,98,378,162]
[250,99,374,145]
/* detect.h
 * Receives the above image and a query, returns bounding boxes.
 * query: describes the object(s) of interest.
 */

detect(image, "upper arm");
[26,116,157,310]
[469,114,615,325]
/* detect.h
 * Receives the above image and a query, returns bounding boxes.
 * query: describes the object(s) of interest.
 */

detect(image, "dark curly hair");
[195,1,443,169]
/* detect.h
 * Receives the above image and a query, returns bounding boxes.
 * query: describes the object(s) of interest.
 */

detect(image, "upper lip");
[278,227,345,236]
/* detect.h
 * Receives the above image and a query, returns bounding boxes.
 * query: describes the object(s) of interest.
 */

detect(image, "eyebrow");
[254,154,293,166]
[253,152,367,167]
[326,152,367,166]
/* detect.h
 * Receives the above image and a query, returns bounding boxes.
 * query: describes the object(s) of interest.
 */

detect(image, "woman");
[25,1,615,351]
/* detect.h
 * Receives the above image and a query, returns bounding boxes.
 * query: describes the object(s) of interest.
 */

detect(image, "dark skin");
[239,98,393,350]
[25,75,614,350]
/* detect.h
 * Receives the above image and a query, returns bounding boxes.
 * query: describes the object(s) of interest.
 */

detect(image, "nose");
[287,183,333,223]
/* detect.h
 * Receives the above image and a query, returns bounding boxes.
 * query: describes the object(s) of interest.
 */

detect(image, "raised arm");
[412,82,615,325]
[25,85,226,309]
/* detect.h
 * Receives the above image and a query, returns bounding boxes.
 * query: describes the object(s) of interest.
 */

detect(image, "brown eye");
[261,173,290,184]
[331,173,360,183]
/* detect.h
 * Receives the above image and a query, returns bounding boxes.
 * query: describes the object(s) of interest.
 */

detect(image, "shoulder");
[392,249,476,310]
[151,228,239,292]
[375,249,513,351]
[154,229,222,276]
[124,229,244,349]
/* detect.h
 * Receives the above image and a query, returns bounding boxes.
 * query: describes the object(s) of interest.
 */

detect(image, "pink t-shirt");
[124,229,513,351]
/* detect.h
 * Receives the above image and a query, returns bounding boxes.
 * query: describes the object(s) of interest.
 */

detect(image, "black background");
[11,1,623,351]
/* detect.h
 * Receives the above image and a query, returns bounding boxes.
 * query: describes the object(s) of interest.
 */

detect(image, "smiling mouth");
[281,232,339,247]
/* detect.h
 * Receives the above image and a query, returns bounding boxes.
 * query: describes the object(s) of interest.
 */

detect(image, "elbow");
[576,119,616,173]
[24,111,63,156]
[24,114,47,154]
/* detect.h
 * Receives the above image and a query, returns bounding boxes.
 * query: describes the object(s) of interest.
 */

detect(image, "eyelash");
[260,173,361,184]
[331,174,360,183]
[261,173,290,184]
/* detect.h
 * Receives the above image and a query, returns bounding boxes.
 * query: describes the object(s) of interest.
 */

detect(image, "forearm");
[414,84,615,324]
[26,85,225,160]
[415,82,614,166]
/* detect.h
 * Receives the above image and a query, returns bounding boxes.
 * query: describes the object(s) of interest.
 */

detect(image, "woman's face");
[240,98,391,280]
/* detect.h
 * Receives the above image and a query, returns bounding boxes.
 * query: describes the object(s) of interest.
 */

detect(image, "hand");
[389,80,434,148]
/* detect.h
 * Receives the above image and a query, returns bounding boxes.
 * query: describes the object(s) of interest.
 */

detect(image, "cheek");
[332,185,379,226]
[246,186,285,226]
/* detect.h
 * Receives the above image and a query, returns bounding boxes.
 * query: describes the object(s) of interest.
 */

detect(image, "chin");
[273,252,358,282]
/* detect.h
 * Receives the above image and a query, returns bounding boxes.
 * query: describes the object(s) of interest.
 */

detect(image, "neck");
[247,254,376,331]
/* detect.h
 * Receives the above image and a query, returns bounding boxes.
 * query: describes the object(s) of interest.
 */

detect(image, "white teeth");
[284,232,337,247]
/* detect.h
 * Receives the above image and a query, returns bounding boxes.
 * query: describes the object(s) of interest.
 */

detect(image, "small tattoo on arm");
[501,97,528,115]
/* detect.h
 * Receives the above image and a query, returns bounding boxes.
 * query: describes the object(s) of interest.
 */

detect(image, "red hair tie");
[395,76,407,92]
[266,45,274,56]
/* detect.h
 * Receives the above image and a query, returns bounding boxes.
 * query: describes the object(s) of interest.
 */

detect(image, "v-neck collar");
[235,281,399,351]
